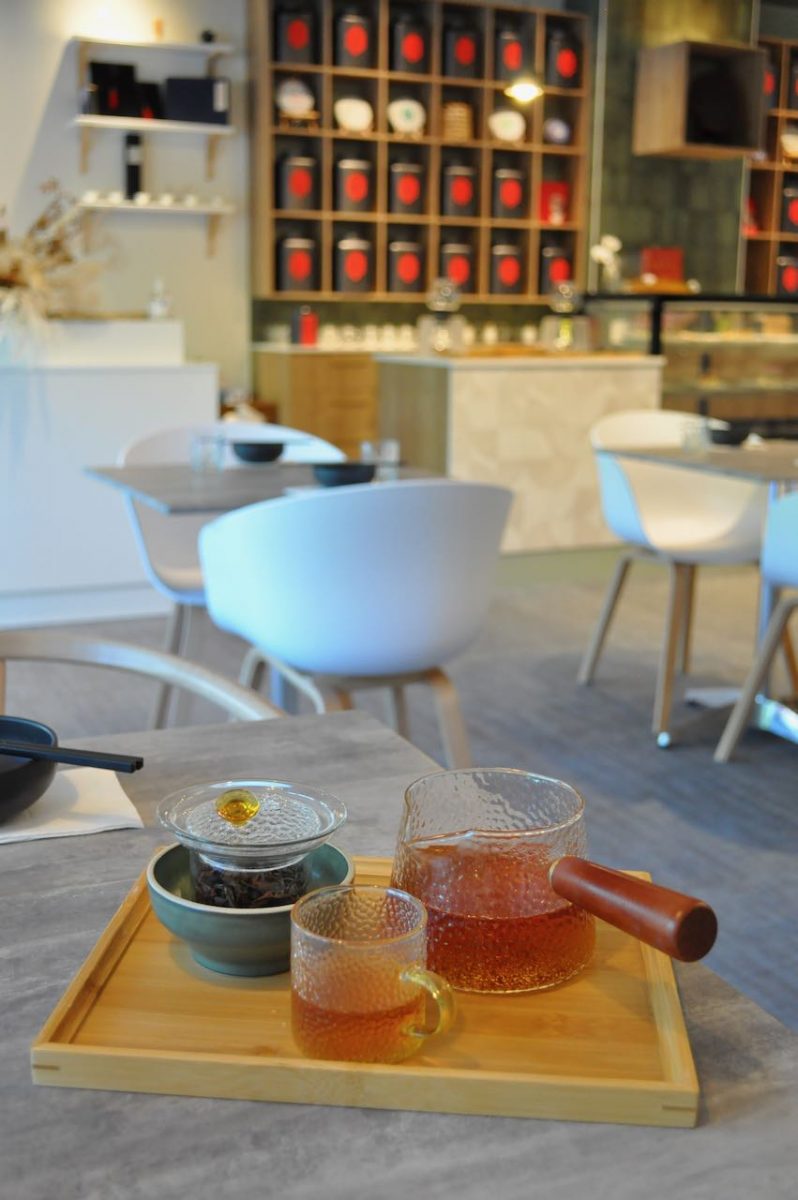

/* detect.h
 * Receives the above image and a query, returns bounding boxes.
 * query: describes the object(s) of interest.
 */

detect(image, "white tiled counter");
[377,353,664,552]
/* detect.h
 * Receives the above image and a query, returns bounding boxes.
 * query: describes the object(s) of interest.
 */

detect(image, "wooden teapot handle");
[549,857,718,962]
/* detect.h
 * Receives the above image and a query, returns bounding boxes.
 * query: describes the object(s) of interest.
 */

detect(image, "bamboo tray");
[31,856,699,1126]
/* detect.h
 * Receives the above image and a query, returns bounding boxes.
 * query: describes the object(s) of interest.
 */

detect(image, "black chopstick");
[0,741,144,774]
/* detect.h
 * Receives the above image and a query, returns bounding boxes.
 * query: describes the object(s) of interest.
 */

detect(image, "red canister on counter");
[277,155,317,211]
[277,236,318,291]
[546,28,581,88]
[275,10,315,63]
[440,242,474,292]
[491,243,524,294]
[493,168,525,218]
[336,12,372,67]
[495,28,529,81]
[390,161,424,214]
[335,236,373,292]
[392,18,428,72]
[335,159,373,212]
[442,165,477,216]
[444,27,480,79]
[388,240,424,293]
[540,242,573,293]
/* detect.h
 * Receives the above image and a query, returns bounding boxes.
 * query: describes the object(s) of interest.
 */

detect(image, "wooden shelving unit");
[744,36,798,294]
[250,0,590,303]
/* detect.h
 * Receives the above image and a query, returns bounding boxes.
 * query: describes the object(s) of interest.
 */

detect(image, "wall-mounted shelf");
[77,196,234,256]
[72,34,234,57]
[250,0,590,303]
[72,114,235,177]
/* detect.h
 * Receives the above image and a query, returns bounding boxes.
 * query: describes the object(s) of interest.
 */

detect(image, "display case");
[584,293,798,436]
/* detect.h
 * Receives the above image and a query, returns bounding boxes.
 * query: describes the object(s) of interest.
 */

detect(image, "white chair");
[118,421,345,727]
[199,479,513,767]
[578,409,767,747]
[715,491,798,762]
[0,631,282,722]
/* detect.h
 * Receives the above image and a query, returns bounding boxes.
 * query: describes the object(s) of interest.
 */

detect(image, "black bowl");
[232,441,284,464]
[709,424,751,447]
[312,462,376,488]
[0,716,58,822]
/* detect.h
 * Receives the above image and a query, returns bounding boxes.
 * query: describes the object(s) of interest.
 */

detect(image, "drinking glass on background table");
[359,438,401,480]
[290,884,453,1063]
[190,434,225,473]
[391,769,596,994]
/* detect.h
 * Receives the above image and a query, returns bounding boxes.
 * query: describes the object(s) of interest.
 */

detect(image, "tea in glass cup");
[290,884,453,1063]
[391,769,596,993]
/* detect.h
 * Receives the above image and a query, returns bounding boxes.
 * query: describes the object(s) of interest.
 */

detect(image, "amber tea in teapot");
[391,769,595,993]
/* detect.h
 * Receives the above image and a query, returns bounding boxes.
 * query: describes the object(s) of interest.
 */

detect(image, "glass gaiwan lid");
[157,779,347,868]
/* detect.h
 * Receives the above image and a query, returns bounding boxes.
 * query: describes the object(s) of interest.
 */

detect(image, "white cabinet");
[1,363,217,625]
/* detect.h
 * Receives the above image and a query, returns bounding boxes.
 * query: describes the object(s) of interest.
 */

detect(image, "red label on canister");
[451,177,473,206]
[500,178,522,208]
[498,257,521,286]
[287,19,309,49]
[549,256,571,283]
[344,250,368,282]
[782,265,798,291]
[397,174,421,205]
[765,69,776,96]
[556,47,578,79]
[397,253,421,284]
[288,250,312,281]
[345,171,369,202]
[402,32,424,64]
[503,40,522,71]
[288,167,312,199]
[344,24,368,57]
[447,254,471,285]
[455,35,476,65]
[789,199,798,226]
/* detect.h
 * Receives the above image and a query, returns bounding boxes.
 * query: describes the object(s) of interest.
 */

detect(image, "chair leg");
[170,607,202,727]
[426,668,471,768]
[577,553,635,685]
[384,686,411,739]
[677,565,697,676]
[714,599,796,763]
[779,627,798,700]
[653,562,692,747]
[151,603,187,729]
[239,647,266,690]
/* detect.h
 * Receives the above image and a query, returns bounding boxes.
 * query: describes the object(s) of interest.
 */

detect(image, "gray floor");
[6,549,798,1030]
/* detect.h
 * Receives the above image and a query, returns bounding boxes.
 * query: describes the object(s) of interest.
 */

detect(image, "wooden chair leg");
[426,668,471,768]
[384,686,410,739]
[151,602,187,729]
[714,599,796,763]
[653,562,691,747]
[577,553,635,685]
[677,565,697,676]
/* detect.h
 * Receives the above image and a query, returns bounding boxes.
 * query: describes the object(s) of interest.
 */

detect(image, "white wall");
[0,0,250,389]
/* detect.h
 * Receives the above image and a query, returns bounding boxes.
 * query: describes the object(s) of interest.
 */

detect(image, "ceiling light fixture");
[503,77,543,104]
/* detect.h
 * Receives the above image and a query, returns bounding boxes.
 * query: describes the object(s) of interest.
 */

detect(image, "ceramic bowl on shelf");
[488,108,526,143]
[276,77,316,118]
[334,96,374,133]
[543,117,572,145]
[0,715,57,822]
[386,97,426,135]
[147,842,354,976]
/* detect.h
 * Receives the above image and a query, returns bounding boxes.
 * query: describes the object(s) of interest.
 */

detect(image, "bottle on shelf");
[124,134,142,200]
[147,278,173,320]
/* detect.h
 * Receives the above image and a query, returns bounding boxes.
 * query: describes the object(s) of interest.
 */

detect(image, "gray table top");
[86,463,429,514]
[603,439,798,483]
[2,711,796,1200]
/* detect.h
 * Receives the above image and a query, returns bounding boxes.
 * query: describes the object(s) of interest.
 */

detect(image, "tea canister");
[782,186,798,233]
[790,57,798,110]
[277,236,318,291]
[540,242,573,293]
[388,240,424,292]
[392,18,428,72]
[442,164,477,216]
[495,28,528,81]
[335,11,371,68]
[546,27,581,88]
[335,236,373,292]
[491,243,524,294]
[493,167,525,218]
[777,254,798,296]
[277,155,317,211]
[444,27,480,79]
[389,161,424,214]
[275,9,315,64]
[440,241,474,292]
[764,47,780,110]
[335,158,373,213]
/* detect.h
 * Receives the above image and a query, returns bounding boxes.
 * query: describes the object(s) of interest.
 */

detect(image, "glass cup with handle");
[290,883,454,1063]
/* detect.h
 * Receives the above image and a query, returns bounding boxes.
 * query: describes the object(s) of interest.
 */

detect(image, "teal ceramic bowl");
[146,842,354,977]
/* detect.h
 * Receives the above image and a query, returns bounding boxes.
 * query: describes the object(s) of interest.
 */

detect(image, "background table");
[1,711,795,1199]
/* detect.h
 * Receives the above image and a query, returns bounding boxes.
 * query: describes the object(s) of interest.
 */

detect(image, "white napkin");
[0,766,144,844]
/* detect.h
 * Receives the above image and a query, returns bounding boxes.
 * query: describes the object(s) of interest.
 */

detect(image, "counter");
[377,353,665,552]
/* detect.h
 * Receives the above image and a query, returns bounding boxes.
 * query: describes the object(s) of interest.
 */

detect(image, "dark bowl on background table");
[313,462,376,487]
[232,441,285,464]
[0,716,58,822]
[709,424,751,447]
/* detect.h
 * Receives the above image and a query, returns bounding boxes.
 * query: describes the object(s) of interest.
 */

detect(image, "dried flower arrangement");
[0,179,103,330]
